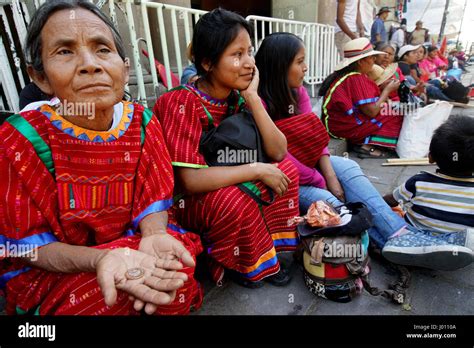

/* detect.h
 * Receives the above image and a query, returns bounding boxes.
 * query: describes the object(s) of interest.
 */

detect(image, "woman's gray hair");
[25,0,126,72]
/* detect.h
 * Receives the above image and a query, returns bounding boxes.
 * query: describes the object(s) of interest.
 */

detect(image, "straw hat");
[367,63,398,86]
[377,6,390,16]
[335,37,387,71]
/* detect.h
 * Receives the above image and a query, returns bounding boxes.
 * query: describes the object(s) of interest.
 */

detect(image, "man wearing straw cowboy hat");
[371,6,390,45]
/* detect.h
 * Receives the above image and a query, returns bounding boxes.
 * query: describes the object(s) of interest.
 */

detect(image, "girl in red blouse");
[155,9,300,288]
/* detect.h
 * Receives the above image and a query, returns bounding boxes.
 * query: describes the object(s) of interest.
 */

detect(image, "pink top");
[284,86,329,188]
[420,57,445,78]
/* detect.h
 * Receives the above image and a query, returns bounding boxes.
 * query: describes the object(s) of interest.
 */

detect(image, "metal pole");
[455,0,468,48]
[438,0,450,44]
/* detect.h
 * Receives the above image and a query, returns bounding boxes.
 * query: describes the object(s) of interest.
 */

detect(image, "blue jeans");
[426,80,452,101]
[298,156,406,249]
[405,76,452,102]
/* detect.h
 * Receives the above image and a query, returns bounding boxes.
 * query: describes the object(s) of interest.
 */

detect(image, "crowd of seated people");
[1,1,472,316]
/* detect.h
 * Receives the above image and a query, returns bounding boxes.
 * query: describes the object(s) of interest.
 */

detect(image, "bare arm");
[317,155,336,183]
[383,193,399,207]
[139,211,168,236]
[356,0,364,36]
[317,155,345,202]
[242,68,287,162]
[359,80,400,118]
[176,164,261,194]
[410,68,421,83]
[337,0,358,39]
[176,161,291,197]
[20,242,107,273]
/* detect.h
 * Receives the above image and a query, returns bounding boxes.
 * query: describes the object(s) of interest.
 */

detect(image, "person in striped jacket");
[383,116,474,270]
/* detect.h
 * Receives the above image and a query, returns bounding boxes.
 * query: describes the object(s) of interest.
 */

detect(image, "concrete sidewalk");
[194,68,474,316]
[193,155,473,316]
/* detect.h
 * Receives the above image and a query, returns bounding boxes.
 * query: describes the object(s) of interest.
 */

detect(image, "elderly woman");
[0,0,202,315]
[319,38,401,158]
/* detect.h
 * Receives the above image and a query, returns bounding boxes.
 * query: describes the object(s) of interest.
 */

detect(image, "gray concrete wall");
[271,0,318,23]
[316,0,336,26]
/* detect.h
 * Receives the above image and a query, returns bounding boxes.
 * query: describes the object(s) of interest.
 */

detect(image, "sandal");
[352,145,390,159]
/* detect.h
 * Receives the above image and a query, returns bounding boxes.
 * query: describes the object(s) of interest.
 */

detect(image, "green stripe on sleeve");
[6,114,55,175]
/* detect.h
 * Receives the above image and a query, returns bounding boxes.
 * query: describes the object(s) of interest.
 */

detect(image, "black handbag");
[189,87,275,206]
[199,108,270,166]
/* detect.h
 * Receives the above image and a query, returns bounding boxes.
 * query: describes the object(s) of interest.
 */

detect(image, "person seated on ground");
[368,64,400,101]
[399,45,451,102]
[374,42,394,68]
[448,50,459,70]
[0,0,203,315]
[397,45,428,102]
[420,46,448,80]
[374,43,409,84]
[180,43,199,85]
[455,50,468,72]
[181,64,198,85]
[319,37,401,159]
[154,8,300,289]
[383,116,474,270]
[397,44,421,84]
[255,32,443,264]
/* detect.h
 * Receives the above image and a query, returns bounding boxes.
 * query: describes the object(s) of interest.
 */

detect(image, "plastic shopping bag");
[396,101,453,159]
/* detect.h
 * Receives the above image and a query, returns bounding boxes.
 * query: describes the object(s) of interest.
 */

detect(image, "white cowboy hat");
[398,44,421,59]
[367,63,398,86]
[335,38,387,71]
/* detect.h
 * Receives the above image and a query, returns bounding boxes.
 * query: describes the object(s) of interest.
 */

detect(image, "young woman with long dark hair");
[255,33,454,269]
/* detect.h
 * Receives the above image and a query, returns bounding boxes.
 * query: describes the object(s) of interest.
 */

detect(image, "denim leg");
[405,75,417,86]
[426,84,452,101]
[329,156,407,248]
[298,185,342,215]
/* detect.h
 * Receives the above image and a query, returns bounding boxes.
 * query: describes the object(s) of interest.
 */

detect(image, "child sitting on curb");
[383,115,474,270]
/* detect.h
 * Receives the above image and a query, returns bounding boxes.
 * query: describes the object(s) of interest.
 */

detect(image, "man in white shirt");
[335,0,365,59]
[390,18,407,51]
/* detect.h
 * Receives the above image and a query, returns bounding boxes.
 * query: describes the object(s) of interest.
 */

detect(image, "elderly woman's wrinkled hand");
[139,233,195,267]
[96,248,188,314]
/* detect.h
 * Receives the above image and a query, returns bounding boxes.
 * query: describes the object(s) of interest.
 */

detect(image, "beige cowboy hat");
[377,6,391,16]
[335,37,387,71]
[367,63,398,86]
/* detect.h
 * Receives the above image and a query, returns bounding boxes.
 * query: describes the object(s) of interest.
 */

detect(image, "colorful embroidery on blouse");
[38,102,134,142]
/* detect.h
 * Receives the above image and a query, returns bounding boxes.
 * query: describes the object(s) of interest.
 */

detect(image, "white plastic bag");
[313,97,323,118]
[396,101,453,159]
